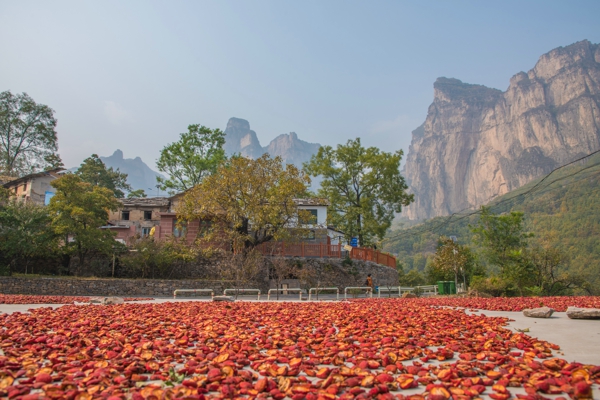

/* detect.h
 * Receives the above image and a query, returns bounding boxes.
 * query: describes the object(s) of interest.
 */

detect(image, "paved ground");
[1,298,599,365]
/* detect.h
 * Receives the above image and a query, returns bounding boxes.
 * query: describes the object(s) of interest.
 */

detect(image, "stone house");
[106,195,331,246]
[2,168,65,205]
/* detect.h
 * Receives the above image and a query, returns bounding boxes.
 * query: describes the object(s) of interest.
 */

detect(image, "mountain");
[223,118,264,159]
[402,40,600,220]
[384,151,600,295]
[100,150,164,194]
[223,117,321,168]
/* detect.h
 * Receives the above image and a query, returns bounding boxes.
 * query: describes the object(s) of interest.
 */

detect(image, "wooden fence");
[257,242,396,269]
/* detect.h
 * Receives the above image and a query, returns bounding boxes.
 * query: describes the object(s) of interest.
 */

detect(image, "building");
[2,168,65,205]
[106,197,170,243]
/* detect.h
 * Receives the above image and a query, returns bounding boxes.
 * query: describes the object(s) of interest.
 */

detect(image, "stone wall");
[0,258,398,297]
[0,277,229,297]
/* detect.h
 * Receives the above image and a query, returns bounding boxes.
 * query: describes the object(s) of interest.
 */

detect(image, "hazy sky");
[1,1,599,171]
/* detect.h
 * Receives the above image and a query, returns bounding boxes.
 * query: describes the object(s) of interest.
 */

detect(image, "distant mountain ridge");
[223,117,321,168]
[403,40,600,220]
[99,150,164,194]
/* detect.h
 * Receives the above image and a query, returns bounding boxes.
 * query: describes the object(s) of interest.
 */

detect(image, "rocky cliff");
[223,117,320,168]
[403,40,600,220]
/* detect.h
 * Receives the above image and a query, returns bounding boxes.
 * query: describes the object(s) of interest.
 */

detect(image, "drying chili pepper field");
[0,299,598,400]
[0,295,152,305]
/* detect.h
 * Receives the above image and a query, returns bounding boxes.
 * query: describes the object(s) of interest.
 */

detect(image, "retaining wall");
[0,258,398,297]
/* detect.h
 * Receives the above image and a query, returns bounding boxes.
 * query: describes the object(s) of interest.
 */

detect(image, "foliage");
[178,154,311,252]
[156,124,226,193]
[469,276,512,297]
[48,174,122,273]
[76,154,132,198]
[119,237,198,279]
[429,236,468,287]
[127,189,147,198]
[471,206,532,273]
[398,268,426,287]
[0,91,59,176]
[303,138,413,247]
[0,201,58,274]
[524,240,586,296]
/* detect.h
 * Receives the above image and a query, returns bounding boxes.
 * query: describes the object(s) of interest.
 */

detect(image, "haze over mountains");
[402,40,600,220]
[89,119,321,193]
[223,117,321,167]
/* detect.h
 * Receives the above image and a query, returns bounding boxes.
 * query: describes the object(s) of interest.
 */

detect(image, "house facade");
[107,195,331,246]
[2,168,65,205]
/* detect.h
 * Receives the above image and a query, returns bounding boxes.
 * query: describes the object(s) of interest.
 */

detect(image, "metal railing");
[267,288,303,300]
[377,286,401,297]
[173,289,214,299]
[223,288,261,300]
[308,287,340,301]
[344,286,373,299]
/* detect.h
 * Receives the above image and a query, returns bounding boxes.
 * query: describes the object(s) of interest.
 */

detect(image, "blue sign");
[350,237,358,247]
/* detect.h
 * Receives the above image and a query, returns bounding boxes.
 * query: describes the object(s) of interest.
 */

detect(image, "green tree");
[76,154,131,198]
[48,174,122,273]
[0,91,60,176]
[0,201,58,274]
[127,189,147,198]
[157,124,226,193]
[177,154,311,253]
[471,206,534,294]
[428,236,469,289]
[304,138,413,247]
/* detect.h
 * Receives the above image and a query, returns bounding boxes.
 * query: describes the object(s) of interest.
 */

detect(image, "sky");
[1,1,599,171]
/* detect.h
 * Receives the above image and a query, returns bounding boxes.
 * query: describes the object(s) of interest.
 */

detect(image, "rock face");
[264,132,321,167]
[223,118,265,159]
[403,40,600,220]
[566,306,600,319]
[523,307,555,318]
[100,150,165,193]
[223,118,320,168]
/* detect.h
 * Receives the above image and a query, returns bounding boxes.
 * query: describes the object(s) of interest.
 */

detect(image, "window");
[144,211,152,220]
[306,209,318,224]
[142,227,151,237]
[23,183,27,192]
[121,211,130,221]
[306,230,316,240]
[173,219,187,238]
[199,220,212,236]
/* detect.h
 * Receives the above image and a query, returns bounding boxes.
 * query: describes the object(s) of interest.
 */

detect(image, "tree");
[76,154,131,198]
[177,154,311,252]
[157,124,226,193]
[0,201,58,274]
[471,206,534,295]
[0,91,60,176]
[428,236,469,289]
[304,138,413,247]
[48,174,122,273]
[525,240,584,296]
[127,189,147,198]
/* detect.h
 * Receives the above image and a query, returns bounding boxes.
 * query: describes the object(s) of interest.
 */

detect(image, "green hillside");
[384,151,600,294]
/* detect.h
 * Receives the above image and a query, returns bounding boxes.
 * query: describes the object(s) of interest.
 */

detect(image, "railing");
[173,289,214,299]
[267,288,303,300]
[344,286,373,299]
[257,242,396,269]
[308,287,340,301]
[223,288,261,300]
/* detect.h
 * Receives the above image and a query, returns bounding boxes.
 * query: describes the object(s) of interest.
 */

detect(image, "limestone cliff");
[403,40,600,220]
[223,118,265,159]
[263,132,321,167]
[223,117,321,168]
